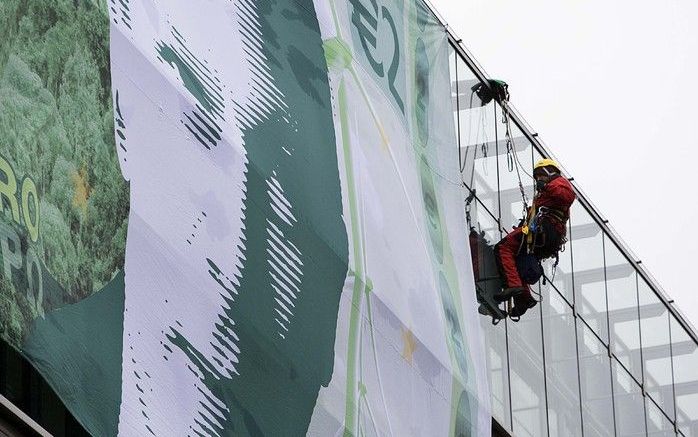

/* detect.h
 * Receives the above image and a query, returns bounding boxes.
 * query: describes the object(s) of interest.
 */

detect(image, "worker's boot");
[509,293,537,318]
[494,286,527,303]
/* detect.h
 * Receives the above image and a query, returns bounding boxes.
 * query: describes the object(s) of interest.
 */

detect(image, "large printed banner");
[0,0,490,435]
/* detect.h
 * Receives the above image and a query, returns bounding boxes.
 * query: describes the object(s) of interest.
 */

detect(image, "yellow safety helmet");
[534,158,560,172]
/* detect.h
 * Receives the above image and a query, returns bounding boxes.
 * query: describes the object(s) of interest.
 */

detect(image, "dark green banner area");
[24,273,124,436]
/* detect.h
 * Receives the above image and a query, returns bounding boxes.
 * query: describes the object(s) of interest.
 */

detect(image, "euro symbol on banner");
[349,0,405,113]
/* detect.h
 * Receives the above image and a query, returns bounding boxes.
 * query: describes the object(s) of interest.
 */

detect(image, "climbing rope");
[463,79,533,223]
[500,99,533,221]
[458,81,490,190]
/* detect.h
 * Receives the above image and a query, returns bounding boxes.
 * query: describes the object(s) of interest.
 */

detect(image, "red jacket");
[531,175,576,237]
[535,175,576,217]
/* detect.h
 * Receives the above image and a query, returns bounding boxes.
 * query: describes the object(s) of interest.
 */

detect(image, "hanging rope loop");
[500,99,531,222]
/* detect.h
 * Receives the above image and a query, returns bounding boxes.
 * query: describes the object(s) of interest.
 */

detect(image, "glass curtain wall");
[449,43,698,437]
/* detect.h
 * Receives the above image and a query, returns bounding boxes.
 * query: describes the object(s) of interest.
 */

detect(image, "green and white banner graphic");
[0,0,490,435]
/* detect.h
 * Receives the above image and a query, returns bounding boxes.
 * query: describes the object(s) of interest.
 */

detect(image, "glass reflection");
[646,397,677,437]
[639,278,676,421]
[579,322,615,437]
[509,300,547,437]
[570,204,608,343]
[542,288,582,436]
[605,240,642,381]
[612,359,647,436]
[447,39,698,437]
[671,316,698,436]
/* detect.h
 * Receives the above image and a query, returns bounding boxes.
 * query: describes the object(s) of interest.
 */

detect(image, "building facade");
[448,31,698,437]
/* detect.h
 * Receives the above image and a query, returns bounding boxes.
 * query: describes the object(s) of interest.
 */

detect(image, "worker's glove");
[535,179,547,191]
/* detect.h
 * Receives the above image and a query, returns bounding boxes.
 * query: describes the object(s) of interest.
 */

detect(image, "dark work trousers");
[494,220,564,299]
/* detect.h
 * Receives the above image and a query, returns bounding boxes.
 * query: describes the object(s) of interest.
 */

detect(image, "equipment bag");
[471,79,509,106]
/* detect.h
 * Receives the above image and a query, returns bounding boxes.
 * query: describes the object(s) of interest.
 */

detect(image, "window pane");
[570,204,608,343]
[552,231,573,305]
[647,397,677,437]
[605,240,642,381]
[509,300,548,437]
[497,118,534,230]
[671,315,698,436]
[456,57,499,217]
[612,358,647,436]
[542,288,582,437]
[484,318,512,430]
[639,278,675,420]
[470,200,511,428]
[481,316,512,431]
[579,322,615,437]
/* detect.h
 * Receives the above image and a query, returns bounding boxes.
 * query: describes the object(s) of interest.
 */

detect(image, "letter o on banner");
[21,177,39,242]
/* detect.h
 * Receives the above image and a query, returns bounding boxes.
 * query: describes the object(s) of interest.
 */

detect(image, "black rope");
[464,188,476,229]
[501,101,530,220]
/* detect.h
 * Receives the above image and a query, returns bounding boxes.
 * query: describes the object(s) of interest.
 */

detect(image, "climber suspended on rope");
[493,159,576,318]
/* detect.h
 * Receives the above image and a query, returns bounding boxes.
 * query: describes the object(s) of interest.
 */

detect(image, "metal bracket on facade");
[0,395,52,437]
